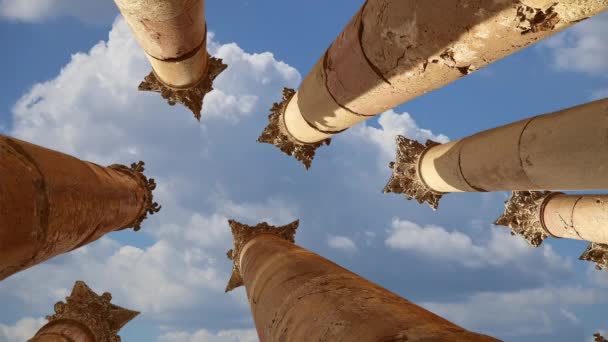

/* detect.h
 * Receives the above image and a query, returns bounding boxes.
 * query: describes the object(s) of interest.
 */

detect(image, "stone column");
[258,0,608,168]
[0,135,160,281]
[28,281,138,342]
[113,0,227,120]
[384,98,608,209]
[225,220,500,341]
[495,191,608,271]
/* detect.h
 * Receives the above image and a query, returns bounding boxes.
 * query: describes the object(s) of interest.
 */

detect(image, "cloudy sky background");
[0,1,607,341]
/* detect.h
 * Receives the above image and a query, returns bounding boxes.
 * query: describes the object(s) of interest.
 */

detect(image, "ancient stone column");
[113,0,227,120]
[258,0,608,168]
[384,98,608,209]
[495,191,608,271]
[28,281,138,342]
[225,220,500,341]
[0,135,160,281]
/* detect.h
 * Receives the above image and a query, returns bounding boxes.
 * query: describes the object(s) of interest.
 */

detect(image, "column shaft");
[421,98,608,192]
[0,135,157,280]
[238,234,498,341]
[543,194,608,243]
[271,0,607,146]
[29,320,95,342]
[114,0,208,88]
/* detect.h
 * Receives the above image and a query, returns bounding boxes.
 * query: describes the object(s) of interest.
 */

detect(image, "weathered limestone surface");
[259,0,608,167]
[386,98,608,208]
[0,135,159,281]
[226,220,500,341]
[113,0,227,119]
[28,281,138,342]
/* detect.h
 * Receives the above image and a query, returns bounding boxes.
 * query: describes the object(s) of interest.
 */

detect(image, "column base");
[108,161,161,231]
[138,56,227,121]
[257,88,331,170]
[580,242,608,271]
[383,135,443,210]
[494,191,554,247]
[225,219,299,292]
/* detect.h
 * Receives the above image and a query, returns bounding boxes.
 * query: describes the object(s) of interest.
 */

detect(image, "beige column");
[113,0,227,120]
[224,220,500,341]
[258,0,608,168]
[0,135,160,281]
[495,191,608,270]
[28,281,138,342]
[384,98,608,209]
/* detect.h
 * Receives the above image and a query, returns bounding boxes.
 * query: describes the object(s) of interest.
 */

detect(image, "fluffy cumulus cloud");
[1,13,605,342]
[0,0,115,24]
[543,12,608,75]
[421,287,608,338]
[327,235,358,254]
[0,317,46,342]
[385,218,570,271]
[158,328,258,342]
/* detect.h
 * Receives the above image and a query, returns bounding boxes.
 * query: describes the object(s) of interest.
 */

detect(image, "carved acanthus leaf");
[108,161,161,231]
[595,333,608,342]
[580,243,608,271]
[225,219,299,292]
[45,281,138,342]
[383,135,443,210]
[257,88,330,169]
[494,191,556,247]
[138,56,227,120]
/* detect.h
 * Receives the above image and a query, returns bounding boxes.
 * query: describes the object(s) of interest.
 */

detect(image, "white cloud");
[542,12,608,75]
[421,287,607,337]
[0,0,115,24]
[385,218,570,271]
[327,235,357,254]
[348,109,449,166]
[0,317,46,342]
[158,328,258,342]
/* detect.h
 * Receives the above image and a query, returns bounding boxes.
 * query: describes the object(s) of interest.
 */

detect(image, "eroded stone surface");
[42,281,138,342]
[494,191,554,247]
[257,88,331,169]
[580,242,608,271]
[138,56,227,120]
[383,135,443,210]
[225,219,298,292]
[108,161,161,231]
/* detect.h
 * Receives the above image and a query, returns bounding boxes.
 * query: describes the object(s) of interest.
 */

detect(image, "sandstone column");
[113,0,227,120]
[225,219,500,341]
[495,191,608,271]
[384,98,608,209]
[0,135,160,280]
[258,0,608,168]
[28,281,138,342]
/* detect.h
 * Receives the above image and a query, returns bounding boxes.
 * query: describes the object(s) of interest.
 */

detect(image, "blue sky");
[0,1,607,341]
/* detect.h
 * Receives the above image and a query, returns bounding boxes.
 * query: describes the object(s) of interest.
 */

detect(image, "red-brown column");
[113,0,227,120]
[258,0,607,168]
[495,191,608,271]
[225,220,500,341]
[0,135,160,281]
[28,281,138,342]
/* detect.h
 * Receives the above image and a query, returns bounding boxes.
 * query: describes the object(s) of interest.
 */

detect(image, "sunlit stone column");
[28,281,138,342]
[384,98,608,209]
[495,191,608,271]
[258,0,607,168]
[0,135,160,281]
[224,220,499,341]
[113,0,227,120]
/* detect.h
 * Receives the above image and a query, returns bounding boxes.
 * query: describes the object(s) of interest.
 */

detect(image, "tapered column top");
[225,219,299,292]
